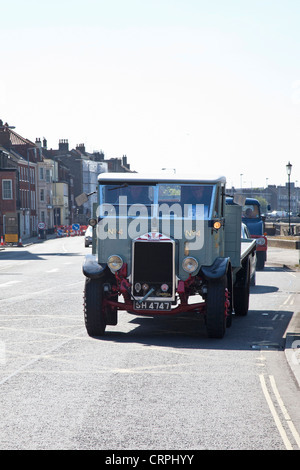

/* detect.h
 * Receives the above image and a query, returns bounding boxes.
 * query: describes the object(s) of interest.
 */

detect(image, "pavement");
[0,233,59,249]
[266,245,300,270]
[285,311,300,389]
[266,246,300,388]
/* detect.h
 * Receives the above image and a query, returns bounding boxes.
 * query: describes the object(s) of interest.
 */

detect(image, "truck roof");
[226,196,260,205]
[98,172,226,185]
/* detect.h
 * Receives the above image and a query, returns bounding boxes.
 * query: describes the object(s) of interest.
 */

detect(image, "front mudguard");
[200,257,231,281]
[82,254,107,279]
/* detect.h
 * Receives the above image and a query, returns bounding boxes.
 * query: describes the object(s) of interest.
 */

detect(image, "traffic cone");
[17,237,23,247]
[1,236,4,246]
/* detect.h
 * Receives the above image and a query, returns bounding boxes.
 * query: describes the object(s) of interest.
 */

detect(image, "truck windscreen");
[103,183,213,210]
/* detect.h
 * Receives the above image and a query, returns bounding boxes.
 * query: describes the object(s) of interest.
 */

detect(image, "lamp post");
[286,161,292,235]
[26,147,37,237]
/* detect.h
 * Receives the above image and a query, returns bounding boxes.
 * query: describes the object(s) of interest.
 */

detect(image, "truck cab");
[81,173,256,339]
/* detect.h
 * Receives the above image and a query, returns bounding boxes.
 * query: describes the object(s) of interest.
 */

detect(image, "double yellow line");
[260,374,300,450]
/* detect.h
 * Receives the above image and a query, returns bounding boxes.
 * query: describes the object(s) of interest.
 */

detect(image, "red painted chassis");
[103,263,230,318]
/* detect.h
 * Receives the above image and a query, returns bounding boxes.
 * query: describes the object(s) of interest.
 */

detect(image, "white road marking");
[283,294,293,306]
[0,280,21,288]
[0,330,83,386]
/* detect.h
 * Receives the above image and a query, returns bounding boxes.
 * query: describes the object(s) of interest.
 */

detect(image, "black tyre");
[206,276,228,339]
[84,278,106,336]
[233,258,250,316]
[250,270,256,286]
[256,251,265,271]
[226,272,233,328]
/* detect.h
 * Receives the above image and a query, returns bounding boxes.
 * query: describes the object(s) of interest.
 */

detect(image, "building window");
[2,180,13,199]
[39,167,44,180]
[31,191,35,210]
[40,189,45,202]
[22,189,25,209]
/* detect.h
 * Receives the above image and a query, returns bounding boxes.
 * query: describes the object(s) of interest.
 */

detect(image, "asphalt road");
[0,237,300,450]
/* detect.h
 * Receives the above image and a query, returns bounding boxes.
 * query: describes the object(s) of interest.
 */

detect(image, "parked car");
[241,223,256,285]
[84,225,93,247]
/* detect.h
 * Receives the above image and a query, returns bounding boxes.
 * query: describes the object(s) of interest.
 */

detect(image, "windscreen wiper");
[108,183,128,191]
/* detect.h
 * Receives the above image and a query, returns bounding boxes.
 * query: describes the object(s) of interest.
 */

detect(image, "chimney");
[76,143,85,154]
[0,121,11,148]
[122,154,129,169]
[43,137,47,149]
[35,138,41,148]
[59,139,69,152]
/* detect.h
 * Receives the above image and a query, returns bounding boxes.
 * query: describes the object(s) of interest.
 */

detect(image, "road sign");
[5,234,18,243]
[38,222,46,230]
[72,223,80,231]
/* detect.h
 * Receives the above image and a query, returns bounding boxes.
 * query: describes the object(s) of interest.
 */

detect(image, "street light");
[286,161,292,235]
[26,147,37,237]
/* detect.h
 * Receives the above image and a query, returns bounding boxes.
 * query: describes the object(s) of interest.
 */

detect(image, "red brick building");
[0,168,19,243]
[0,121,38,240]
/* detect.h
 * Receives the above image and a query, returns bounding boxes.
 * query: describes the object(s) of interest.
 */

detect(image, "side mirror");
[75,193,89,206]
[233,194,246,206]
[75,190,97,207]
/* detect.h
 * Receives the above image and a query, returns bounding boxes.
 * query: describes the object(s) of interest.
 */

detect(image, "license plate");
[134,301,171,311]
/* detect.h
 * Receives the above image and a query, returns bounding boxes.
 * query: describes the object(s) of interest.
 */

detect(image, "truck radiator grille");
[132,241,174,299]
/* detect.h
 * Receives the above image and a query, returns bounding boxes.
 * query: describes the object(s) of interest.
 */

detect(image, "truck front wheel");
[84,278,106,336]
[206,276,229,339]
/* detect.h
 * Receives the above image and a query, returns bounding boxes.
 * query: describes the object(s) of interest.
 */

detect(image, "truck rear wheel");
[206,276,228,339]
[233,258,250,316]
[256,251,265,271]
[84,278,106,336]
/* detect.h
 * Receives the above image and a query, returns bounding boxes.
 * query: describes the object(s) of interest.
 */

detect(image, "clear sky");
[1,0,299,188]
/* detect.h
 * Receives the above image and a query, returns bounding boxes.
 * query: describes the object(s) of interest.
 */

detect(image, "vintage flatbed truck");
[78,173,256,339]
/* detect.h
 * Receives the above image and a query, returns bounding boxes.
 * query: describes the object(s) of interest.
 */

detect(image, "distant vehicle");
[227,197,267,271]
[269,210,287,218]
[84,226,93,247]
[241,223,256,285]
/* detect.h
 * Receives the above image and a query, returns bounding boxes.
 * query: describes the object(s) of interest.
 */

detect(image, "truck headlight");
[107,255,123,272]
[182,257,198,273]
[256,238,266,246]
